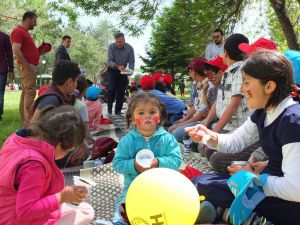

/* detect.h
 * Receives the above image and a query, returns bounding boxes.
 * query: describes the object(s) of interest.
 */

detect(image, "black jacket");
[54,44,71,66]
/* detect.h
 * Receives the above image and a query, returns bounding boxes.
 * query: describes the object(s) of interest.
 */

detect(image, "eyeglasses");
[222,72,228,100]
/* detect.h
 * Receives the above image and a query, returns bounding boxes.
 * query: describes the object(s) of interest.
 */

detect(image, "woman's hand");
[185,124,218,147]
[251,161,268,174]
[56,186,87,204]
[227,164,254,176]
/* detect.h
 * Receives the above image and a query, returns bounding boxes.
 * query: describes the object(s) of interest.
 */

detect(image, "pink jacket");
[85,100,102,130]
[0,132,65,225]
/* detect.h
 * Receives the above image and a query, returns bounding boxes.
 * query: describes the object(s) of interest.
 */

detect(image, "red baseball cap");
[204,55,228,72]
[188,57,207,73]
[38,42,52,54]
[163,73,173,85]
[238,38,277,54]
[140,75,155,90]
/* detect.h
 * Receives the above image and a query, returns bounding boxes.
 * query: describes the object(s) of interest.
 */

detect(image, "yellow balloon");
[126,168,200,225]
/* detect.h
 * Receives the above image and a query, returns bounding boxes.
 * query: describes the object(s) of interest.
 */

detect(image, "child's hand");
[56,186,87,204]
[134,160,148,173]
[150,158,159,168]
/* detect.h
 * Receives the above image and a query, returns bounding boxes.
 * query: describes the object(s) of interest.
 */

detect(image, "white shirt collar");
[265,96,296,126]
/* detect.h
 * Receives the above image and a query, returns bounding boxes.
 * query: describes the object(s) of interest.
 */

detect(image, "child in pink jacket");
[85,86,102,131]
[0,105,94,225]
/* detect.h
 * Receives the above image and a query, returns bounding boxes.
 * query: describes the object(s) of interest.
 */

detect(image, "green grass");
[0,91,22,147]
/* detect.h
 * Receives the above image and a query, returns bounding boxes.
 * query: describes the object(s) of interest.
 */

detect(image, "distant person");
[85,86,102,131]
[107,32,135,115]
[54,35,71,66]
[99,62,109,85]
[178,80,185,98]
[11,11,45,127]
[0,31,15,122]
[205,28,224,59]
[31,60,80,120]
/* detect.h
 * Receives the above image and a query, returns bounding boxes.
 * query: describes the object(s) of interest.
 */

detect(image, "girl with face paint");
[112,92,182,224]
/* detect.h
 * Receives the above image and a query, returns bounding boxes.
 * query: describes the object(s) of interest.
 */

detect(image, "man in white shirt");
[205,28,224,59]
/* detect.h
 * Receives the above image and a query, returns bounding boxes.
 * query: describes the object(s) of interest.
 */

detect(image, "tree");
[68,0,299,49]
[141,8,194,77]
[268,0,299,50]
[49,0,165,36]
[0,0,115,81]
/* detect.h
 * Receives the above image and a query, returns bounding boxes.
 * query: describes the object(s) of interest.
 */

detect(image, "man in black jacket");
[54,35,71,66]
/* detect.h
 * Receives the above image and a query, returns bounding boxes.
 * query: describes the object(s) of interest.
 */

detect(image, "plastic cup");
[136,149,154,168]
[231,161,249,166]
[182,139,192,153]
[69,176,96,207]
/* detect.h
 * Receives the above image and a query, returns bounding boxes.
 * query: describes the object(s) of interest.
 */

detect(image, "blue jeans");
[0,73,7,116]
[171,121,200,143]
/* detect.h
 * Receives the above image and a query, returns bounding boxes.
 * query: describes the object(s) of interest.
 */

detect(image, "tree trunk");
[269,0,300,50]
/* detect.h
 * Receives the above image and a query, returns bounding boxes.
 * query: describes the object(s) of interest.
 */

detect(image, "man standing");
[205,28,224,59]
[54,35,71,66]
[107,32,135,115]
[0,31,15,122]
[11,11,41,126]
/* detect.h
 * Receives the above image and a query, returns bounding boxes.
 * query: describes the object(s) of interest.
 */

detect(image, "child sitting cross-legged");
[112,92,182,224]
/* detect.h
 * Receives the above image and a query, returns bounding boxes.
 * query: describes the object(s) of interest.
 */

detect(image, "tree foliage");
[0,0,114,81]
[49,0,165,36]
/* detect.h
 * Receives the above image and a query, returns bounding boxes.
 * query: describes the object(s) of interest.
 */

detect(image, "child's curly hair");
[126,92,167,127]
[28,105,86,150]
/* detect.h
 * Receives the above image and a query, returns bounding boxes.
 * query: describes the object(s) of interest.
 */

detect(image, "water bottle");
[83,159,104,169]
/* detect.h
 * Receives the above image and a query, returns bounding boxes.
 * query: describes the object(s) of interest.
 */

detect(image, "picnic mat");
[63,105,213,221]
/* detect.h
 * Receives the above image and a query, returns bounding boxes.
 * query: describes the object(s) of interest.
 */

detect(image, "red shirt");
[11,25,39,65]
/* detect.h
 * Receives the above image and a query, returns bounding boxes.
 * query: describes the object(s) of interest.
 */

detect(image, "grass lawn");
[0,91,22,147]
[0,88,190,147]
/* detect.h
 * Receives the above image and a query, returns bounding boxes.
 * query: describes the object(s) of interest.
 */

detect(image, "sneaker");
[196,201,217,224]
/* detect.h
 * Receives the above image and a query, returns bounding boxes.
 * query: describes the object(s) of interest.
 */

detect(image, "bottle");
[83,159,104,169]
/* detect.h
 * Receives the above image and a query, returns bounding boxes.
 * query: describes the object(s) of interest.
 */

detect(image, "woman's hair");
[76,76,88,96]
[126,92,167,127]
[242,50,294,109]
[204,64,219,74]
[155,81,166,93]
[28,105,86,150]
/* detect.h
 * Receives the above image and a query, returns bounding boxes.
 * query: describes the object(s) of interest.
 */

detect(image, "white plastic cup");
[136,149,154,168]
[182,139,192,153]
[69,176,96,207]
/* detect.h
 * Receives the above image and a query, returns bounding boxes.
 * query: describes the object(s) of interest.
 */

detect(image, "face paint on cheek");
[153,115,160,124]
[134,118,142,126]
